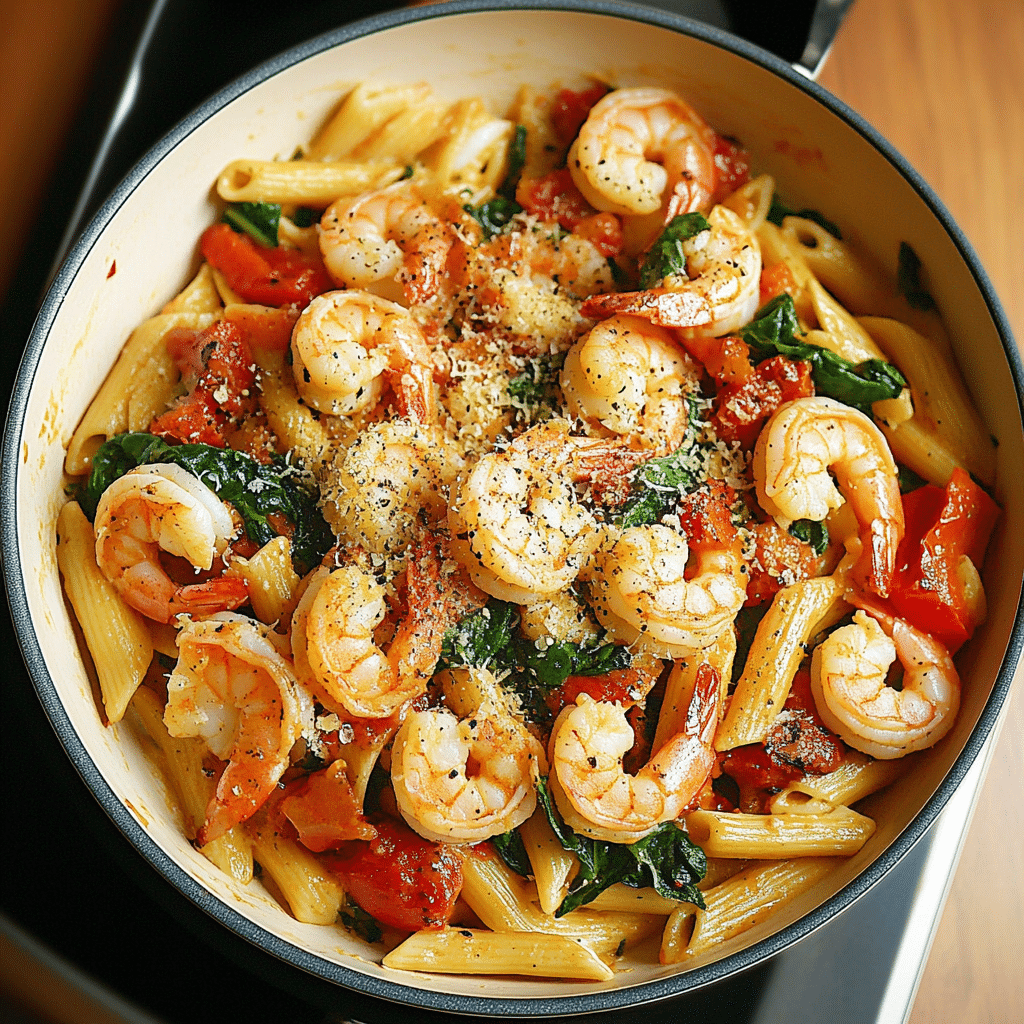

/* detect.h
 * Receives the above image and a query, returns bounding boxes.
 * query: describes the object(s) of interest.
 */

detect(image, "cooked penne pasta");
[716,576,850,751]
[663,857,835,961]
[131,686,253,881]
[768,750,906,814]
[216,157,404,206]
[685,807,876,859]
[225,536,301,625]
[56,502,152,723]
[383,928,615,980]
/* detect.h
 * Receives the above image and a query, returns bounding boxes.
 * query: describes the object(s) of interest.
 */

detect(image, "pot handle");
[793,0,857,79]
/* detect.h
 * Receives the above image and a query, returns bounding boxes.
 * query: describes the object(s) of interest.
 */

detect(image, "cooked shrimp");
[810,608,960,759]
[293,536,485,719]
[548,661,719,843]
[447,420,602,604]
[560,313,700,455]
[319,181,452,305]
[588,517,747,657]
[580,205,761,338]
[318,419,464,561]
[390,682,547,844]
[568,86,717,217]
[94,464,249,624]
[290,289,436,421]
[163,614,312,843]
[753,396,905,597]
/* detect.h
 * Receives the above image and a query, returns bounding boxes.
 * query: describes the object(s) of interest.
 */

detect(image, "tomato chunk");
[281,762,377,852]
[550,83,609,145]
[200,223,332,308]
[712,355,814,449]
[888,468,1000,650]
[324,817,462,932]
[711,133,751,203]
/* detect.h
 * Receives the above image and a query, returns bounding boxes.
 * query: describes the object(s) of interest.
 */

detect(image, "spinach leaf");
[740,295,907,414]
[340,900,384,944]
[507,352,566,421]
[619,445,703,529]
[290,206,320,229]
[788,519,829,556]
[464,195,523,240]
[897,241,936,311]
[766,195,841,238]
[639,212,711,289]
[223,201,280,247]
[492,829,533,877]
[76,432,333,572]
[438,598,630,721]
[898,463,929,494]
[500,124,528,199]
[535,777,706,916]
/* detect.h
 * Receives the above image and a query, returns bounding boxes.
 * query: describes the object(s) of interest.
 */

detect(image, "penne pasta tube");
[768,750,906,814]
[224,535,301,625]
[160,262,223,315]
[721,173,775,231]
[685,806,875,859]
[459,852,659,956]
[860,315,996,486]
[586,884,682,916]
[215,158,404,205]
[653,629,735,755]
[248,817,344,925]
[307,81,434,160]
[664,857,835,960]
[130,686,253,882]
[805,277,888,363]
[716,576,850,751]
[383,928,614,981]
[519,806,578,916]
[56,502,153,723]
[65,311,217,474]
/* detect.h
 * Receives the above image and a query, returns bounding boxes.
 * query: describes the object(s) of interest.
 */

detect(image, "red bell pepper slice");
[888,468,1000,651]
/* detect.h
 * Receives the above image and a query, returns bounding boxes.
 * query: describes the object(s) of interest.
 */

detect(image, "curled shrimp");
[549,661,719,843]
[94,464,249,624]
[753,395,905,597]
[319,181,452,305]
[581,205,762,338]
[560,313,700,456]
[290,289,436,421]
[447,420,601,604]
[568,86,716,217]
[589,524,747,656]
[293,536,485,719]
[390,668,547,844]
[810,608,960,759]
[318,419,464,561]
[164,614,312,843]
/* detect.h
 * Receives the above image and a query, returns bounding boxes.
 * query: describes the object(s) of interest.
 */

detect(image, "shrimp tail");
[168,577,251,620]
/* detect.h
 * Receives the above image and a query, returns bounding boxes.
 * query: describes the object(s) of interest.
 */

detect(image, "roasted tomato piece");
[745,519,826,607]
[150,318,257,446]
[281,762,377,852]
[710,133,751,202]
[324,816,463,932]
[759,261,798,305]
[712,354,814,449]
[200,222,332,308]
[550,82,610,144]
[888,468,1000,651]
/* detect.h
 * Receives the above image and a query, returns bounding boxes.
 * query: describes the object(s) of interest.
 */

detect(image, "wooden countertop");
[1,1,1021,1021]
